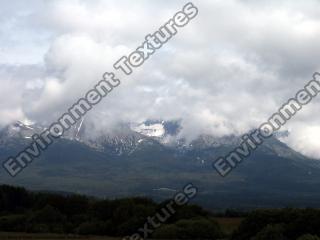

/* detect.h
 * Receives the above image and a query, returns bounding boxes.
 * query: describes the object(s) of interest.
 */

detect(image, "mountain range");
[1,120,320,210]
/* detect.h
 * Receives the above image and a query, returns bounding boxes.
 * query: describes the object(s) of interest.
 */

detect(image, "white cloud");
[1,0,320,158]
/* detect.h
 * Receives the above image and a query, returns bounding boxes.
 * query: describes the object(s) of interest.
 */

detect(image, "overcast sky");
[1,0,320,158]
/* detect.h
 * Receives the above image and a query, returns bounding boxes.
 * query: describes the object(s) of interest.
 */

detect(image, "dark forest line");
[1,184,320,240]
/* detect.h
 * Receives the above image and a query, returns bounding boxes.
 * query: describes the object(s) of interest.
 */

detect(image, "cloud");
[1,0,320,158]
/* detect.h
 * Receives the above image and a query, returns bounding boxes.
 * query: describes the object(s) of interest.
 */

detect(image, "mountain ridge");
[1,120,320,209]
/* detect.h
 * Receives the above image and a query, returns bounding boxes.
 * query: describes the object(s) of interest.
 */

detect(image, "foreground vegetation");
[0,232,120,239]
[0,185,223,239]
[1,185,320,239]
[232,209,320,240]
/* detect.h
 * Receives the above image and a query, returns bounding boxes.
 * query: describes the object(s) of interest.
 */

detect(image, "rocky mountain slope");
[0,120,320,209]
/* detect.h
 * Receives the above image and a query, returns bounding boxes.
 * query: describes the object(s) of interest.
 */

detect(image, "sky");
[1,0,320,159]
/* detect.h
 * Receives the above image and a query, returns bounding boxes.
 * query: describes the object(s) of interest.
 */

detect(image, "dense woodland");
[1,185,320,240]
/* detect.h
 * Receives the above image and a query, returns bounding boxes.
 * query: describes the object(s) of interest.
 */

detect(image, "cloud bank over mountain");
[1,0,320,158]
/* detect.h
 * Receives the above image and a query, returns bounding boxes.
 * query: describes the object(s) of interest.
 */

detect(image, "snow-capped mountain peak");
[130,122,165,137]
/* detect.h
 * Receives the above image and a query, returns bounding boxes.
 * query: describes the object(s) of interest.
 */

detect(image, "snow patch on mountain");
[131,123,165,137]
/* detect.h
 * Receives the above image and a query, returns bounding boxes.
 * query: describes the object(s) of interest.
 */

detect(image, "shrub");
[153,218,223,239]
[0,214,27,232]
[76,221,111,235]
[152,224,180,239]
[297,234,320,240]
[251,224,287,240]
